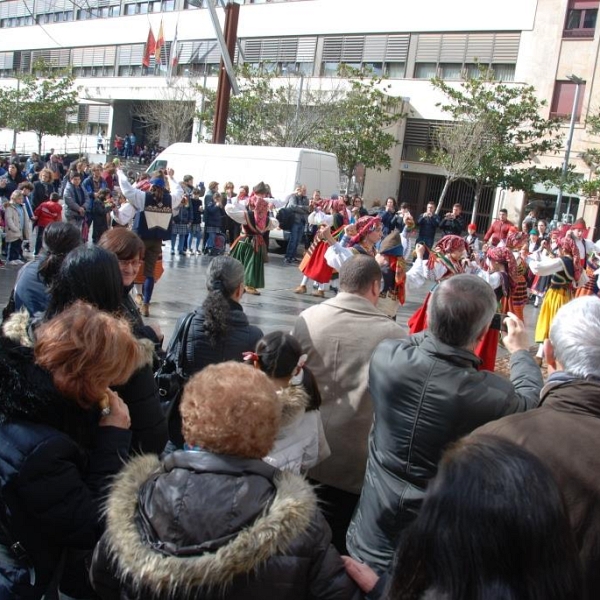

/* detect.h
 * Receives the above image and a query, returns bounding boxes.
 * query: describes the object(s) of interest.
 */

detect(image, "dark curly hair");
[202,256,245,346]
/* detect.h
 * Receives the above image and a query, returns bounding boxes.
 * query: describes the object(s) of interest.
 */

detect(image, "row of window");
[0,0,301,28]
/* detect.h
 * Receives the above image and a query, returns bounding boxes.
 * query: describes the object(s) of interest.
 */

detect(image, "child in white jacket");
[244,331,330,475]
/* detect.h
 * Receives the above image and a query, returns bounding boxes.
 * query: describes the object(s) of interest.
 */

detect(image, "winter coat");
[476,375,600,600]
[165,301,263,447]
[3,310,167,456]
[62,182,91,222]
[173,299,263,378]
[0,335,132,600]
[90,450,362,600]
[292,292,407,494]
[13,259,48,316]
[416,213,440,243]
[33,200,62,228]
[32,180,53,210]
[346,332,543,573]
[4,201,31,243]
[264,385,330,475]
[203,202,225,229]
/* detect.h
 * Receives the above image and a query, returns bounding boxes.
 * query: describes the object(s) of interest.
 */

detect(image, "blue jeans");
[286,221,305,260]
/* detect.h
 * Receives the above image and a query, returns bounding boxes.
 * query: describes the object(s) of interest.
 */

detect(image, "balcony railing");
[563,28,596,38]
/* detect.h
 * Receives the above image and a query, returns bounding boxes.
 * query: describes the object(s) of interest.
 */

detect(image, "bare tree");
[423,119,492,214]
[133,84,197,147]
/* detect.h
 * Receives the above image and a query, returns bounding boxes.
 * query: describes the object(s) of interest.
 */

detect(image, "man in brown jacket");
[476,295,600,600]
[292,255,406,552]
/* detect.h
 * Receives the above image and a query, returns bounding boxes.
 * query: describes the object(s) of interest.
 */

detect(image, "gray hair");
[205,255,244,297]
[549,295,600,378]
[428,274,497,348]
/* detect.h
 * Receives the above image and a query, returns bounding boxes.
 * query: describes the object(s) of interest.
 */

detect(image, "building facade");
[0,0,598,231]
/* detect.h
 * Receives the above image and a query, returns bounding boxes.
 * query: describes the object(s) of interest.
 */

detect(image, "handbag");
[154,311,195,415]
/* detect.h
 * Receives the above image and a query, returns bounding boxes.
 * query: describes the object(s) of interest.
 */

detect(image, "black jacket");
[165,301,262,447]
[90,451,362,600]
[172,300,263,377]
[0,336,131,600]
[3,309,167,457]
[346,332,543,573]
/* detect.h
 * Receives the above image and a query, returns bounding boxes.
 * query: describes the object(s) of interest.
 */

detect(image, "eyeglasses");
[118,258,142,269]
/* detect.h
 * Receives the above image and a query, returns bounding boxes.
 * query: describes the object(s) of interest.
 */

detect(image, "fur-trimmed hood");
[277,384,309,427]
[100,450,318,597]
[2,307,154,368]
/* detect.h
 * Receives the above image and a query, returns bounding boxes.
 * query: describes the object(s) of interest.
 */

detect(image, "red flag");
[142,25,156,68]
[155,19,165,64]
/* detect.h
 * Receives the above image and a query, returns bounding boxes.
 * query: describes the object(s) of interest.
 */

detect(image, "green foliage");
[0,59,79,153]
[314,66,404,180]
[428,65,563,219]
[196,64,405,181]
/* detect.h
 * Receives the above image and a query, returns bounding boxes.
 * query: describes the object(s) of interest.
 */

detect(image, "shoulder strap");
[176,310,196,379]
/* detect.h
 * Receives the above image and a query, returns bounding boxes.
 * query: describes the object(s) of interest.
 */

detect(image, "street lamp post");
[552,74,584,227]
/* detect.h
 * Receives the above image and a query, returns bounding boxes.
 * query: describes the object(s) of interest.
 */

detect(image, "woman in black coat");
[165,255,263,447]
[0,302,140,599]
[90,362,361,600]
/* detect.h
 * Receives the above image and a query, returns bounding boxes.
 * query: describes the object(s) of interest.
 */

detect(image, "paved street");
[0,242,539,355]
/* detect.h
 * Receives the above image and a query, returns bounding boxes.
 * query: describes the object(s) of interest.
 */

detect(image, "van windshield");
[147,159,167,174]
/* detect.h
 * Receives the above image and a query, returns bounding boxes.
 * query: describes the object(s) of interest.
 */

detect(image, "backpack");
[277,206,295,231]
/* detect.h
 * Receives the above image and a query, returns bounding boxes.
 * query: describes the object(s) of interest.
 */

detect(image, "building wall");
[0,0,598,229]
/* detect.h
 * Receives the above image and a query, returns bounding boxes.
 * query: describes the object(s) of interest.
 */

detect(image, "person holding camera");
[346,274,543,576]
[439,203,467,236]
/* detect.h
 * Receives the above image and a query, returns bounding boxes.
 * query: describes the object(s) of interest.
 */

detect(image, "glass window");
[386,62,405,78]
[109,6,120,16]
[414,62,437,79]
[297,62,313,76]
[364,62,383,76]
[321,62,339,76]
[440,63,462,80]
[125,4,137,15]
[584,8,598,27]
[492,64,515,82]
[162,0,175,11]
[464,63,481,79]
[139,3,148,14]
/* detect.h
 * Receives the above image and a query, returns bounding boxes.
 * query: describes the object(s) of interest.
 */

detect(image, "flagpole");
[167,13,180,85]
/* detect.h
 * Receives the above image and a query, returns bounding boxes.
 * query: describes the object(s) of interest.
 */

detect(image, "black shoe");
[284,258,293,264]
[292,257,301,263]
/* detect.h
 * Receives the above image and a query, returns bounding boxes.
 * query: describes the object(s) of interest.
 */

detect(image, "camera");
[490,313,508,332]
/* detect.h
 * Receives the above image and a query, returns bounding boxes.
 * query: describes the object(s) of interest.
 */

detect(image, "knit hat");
[379,231,404,256]
[149,178,165,188]
[467,223,477,232]
[253,181,269,195]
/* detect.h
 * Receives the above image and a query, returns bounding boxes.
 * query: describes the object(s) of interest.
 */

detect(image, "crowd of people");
[1,154,600,599]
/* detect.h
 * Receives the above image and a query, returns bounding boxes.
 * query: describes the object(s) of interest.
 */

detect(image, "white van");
[147,143,339,201]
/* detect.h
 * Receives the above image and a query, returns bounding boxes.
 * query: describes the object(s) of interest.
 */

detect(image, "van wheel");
[275,240,288,249]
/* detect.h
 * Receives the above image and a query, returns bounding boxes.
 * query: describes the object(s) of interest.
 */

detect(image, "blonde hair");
[181,362,281,458]
[34,301,142,409]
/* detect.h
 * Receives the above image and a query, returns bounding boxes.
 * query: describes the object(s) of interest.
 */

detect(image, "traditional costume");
[377,230,407,319]
[505,231,529,323]
[406,235,468,333]
[475,246,518,371]
[531,236,581,344]
[226,182,278,295]
[296,200,346,297]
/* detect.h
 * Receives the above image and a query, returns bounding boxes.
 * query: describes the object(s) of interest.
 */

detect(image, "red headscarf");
[248,193,269,230]
[434,235,467,255]
[487,246,518,293]
[505,231,527,251]
[349,216,382,246]
[559,235,582,282]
